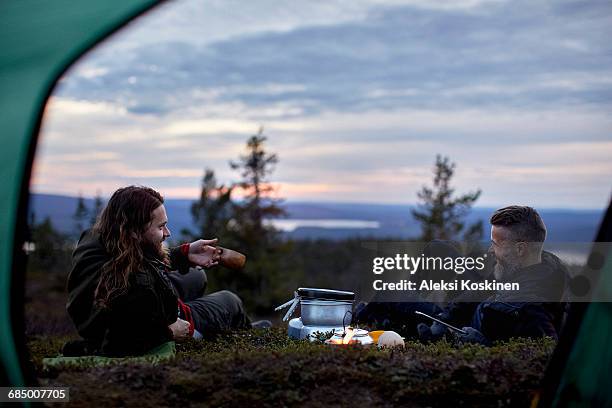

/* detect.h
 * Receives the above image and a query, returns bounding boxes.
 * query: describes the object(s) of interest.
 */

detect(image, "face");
[490,225,521,279]
[142,205,171,253]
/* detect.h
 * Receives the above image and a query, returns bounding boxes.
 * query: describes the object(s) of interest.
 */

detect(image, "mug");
[218,246,246,270]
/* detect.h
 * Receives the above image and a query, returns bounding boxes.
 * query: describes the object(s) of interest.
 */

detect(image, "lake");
[265,218,380,232]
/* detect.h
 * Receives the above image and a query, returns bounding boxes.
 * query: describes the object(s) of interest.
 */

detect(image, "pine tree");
[228,127,287,313]
[230,126,286,237]
[411,155,482,241]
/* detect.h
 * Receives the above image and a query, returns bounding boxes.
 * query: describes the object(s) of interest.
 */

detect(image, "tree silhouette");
[230,126,286,237]
[412,155,482,241]
[229,128,288,313]
[185,168,234,244]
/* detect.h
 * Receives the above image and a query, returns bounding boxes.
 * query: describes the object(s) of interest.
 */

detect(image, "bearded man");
[65,186,253,356]
[418,205,568,345]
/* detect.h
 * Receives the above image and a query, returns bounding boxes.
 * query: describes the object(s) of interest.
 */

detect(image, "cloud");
[32,0,612,209]
[56,1,612,125]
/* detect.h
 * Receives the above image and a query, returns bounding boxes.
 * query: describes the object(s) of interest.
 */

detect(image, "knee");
[198,267,208,284]
[190,267,208,290]
[219,290,245,311]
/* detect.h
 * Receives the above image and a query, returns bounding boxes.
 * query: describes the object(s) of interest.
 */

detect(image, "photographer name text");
[372,279,520,292]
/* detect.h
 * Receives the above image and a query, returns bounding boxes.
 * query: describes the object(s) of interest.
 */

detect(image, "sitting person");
[418,206,568,345]
[65,186,254,357]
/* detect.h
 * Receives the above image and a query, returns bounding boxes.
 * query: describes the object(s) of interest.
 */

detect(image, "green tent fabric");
[0,0,162,386]
[42,341,176,370]
[553,303,612,406]
[547,215,612,407]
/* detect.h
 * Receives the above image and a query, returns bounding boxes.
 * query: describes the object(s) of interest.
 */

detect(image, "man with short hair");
[65,186,253,357]
[490,205,547,280]
[418,205,568,344]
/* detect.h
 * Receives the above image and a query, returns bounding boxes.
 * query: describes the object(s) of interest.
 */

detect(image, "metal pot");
[275,288,355,326]
[300,298,353,326]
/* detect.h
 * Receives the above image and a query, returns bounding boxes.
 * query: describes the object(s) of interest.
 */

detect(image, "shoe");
[251,320,273,329]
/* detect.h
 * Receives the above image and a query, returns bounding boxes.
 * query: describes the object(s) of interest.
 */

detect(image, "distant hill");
[28,193,604,242]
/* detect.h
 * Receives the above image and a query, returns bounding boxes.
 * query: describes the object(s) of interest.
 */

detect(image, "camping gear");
[376,331,405,348]
[368,330,385,342]
[287,318,344,341]
[276,288,355,340]
[42,341,175,370]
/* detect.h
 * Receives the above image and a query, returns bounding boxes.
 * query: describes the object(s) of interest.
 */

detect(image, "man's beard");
[142,239,169,263]
[493,257,521,280]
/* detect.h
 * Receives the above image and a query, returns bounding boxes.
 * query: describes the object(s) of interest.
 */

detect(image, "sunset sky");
[31,0,612,209]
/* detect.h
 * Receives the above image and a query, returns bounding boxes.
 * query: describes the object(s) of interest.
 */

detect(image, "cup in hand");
[218,247,246,270]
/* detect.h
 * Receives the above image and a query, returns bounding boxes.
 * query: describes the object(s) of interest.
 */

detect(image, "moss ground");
[28,329,555,407]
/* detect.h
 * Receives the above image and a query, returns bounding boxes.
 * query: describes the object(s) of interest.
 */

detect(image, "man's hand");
[417,321,449,342]
[168,318,191,341]
[188,238,221,268]
[455,327,490,346]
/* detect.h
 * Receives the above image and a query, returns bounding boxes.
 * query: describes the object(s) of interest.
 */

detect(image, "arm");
[480,302,559,342]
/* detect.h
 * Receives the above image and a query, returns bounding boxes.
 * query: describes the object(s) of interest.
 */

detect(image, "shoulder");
[73,229,109,264]
[542,251,569,272]
[68,229,110,291]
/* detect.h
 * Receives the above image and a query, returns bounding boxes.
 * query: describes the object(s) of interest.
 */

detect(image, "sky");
[31,0,612,209]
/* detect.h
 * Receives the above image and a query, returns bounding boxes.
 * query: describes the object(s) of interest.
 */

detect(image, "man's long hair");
[93,186,165,308]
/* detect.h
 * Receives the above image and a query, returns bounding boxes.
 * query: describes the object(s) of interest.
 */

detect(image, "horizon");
[28,190,608,212]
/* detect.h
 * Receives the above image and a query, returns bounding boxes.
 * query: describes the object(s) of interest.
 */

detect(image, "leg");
[186,290,251,337]
[167,268,208,302]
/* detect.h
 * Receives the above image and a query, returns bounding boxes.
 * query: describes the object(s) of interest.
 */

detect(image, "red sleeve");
[177,299,195,337]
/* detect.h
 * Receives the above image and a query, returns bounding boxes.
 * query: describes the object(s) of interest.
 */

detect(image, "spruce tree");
[412,155,482,241]
[230,126,286,237]
[229,127,287,313]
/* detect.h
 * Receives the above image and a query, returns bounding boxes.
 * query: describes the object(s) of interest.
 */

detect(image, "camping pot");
[298,288,355,326]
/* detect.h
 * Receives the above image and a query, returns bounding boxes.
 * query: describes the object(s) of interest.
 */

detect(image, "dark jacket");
[439,251,568,342]
[66,229,192,356]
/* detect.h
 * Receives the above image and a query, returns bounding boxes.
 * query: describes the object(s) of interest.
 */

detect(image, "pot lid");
[297,287,355,301]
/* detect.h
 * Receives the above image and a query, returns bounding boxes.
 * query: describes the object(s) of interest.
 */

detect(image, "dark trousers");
[166,268,251,337]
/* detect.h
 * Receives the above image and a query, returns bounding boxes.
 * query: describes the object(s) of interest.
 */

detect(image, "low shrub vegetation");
[28,329,555,407]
